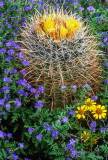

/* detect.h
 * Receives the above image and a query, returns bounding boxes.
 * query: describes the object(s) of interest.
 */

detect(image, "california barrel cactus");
[20,8,102,109]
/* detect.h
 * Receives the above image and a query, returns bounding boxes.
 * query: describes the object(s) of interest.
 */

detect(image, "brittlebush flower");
[81,131,89,142]
[66,18,80,31]
[84,98,96,111]
[75,105,86,119]
[91,138,97,145]
[92,105,107,119]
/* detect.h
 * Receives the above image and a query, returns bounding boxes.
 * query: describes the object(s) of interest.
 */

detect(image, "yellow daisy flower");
[84,98,96,111]
[81,131,89,142]
[92,105,107,119]
[91,138,97,145]
[75,105,86,119]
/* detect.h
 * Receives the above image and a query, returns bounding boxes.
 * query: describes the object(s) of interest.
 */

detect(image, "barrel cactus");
[20,8,102,109]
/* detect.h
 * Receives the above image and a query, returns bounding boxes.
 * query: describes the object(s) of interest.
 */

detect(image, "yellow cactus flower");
[48,28,55,38]
[92,105,107,119]
[60,26,68,39]
[66,18,80,31]
[75,105,86,119]
[44,19,55,33]
[67,30,75,41]
[81,131,89,142]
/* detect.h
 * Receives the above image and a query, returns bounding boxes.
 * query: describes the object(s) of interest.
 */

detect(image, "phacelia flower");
[36,134,43,140]
[0,131,4,138]
[105,62,108,67]
[62,116,68,123]
[46,126,52,131]
[34,100,44,108]
[81,131,89,142]
[28,128,35,132]
[100,128,106,132]
[92,105,107,119]
[90,121,96,131]
[87,6,95,11]
[69,110,74,115]
[18,143,24,148]
[52,131,59,137]
[75,105,86,119]
[38,85,45,93]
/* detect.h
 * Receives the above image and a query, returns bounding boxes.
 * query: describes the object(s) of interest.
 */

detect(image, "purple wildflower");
[69,110,74,115]
[39,6,44,10]
[99,42,104,46]
[61,85,66,89]
[0,99,5,105]
[46,126,52,131]
[17,89,24,95]
[36,134,43,140]
[4,103,11,108]
[57,119,61,123]
[34,100,44,108]
[78,7,84,11]
[14,44,20,50]
[62,116,68,123]
[21,59,29,66]
[0,48,6,54]
[71,85,77,89]
[0,42,3,46]
[105,62,108,67]
[43,122,46,126]
[104,80,108,84]
[5,56,13,61]
[1,111,6,116]
[91,96,97,102]
[0,1,4,7]
[55,3,59,10]
[38,85,44,93]
[3,77,12,83]
[14,98,21,106]
[0,131,4,138]
[83,84,89,88]
[17,52,24,58]
[30,88,36,93]
[90,121,96,131]
[11,155,18,160]
[20,70,27,76]
[69,138,75,145]
[18,143,24,148]
[24,92,29,97]
[100,128,106,132]
[87,6,95,11]
[34,93,40,97]
[28,128,35,132]
[70,148,77,157]
[52,131,59,137]
[6,133,12,138]
[26,84,32,89]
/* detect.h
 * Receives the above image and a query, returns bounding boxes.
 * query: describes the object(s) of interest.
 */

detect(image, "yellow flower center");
[78,109,84,115]
[96,108,102,114]
[86,102,92,107]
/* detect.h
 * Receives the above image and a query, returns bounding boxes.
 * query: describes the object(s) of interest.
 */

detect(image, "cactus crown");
[20,7,103,109]
[34,8,80,42]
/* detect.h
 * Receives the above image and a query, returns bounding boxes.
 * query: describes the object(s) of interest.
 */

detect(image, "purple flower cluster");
[28,128,35,132]
[67,138,77,157]
[52,131,59,137]
[87,6,95,11]
[46,126,52,132]
[34,100,44,108]
[36,134,43,140]
[18,143,24,148]
[90,121,96,131]
[62,116,68,123]
[69,110,74,115]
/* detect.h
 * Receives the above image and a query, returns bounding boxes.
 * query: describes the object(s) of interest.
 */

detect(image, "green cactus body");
[20,8,103,109]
